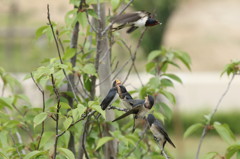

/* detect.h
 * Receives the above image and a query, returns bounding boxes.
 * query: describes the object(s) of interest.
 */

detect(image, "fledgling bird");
[112,95,154,132]
[111,11,160,33]
[118,85,144,109]
[100,79,122,110]
[147,114,176,155]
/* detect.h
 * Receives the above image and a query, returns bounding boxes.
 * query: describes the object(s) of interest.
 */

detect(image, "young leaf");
[82,63,97,76]
[163,73,183,84]
[23,151,45,159]
[203,152,218,159]
[63,48,76,60]
[35,25,49,39]
[111,0,120,10]
[0,97,13,109]
[33,112,48,128]
[147,50,161,62]
[159,102,172,120]
[160,90,176,104]
[72,104,86,122]
[213,122,236,144]
[58,148,75,159]
[225,144,240,159]
[63,117,73,130]
[184,123,203,138]
[90,104,105,119]
[95,137,114,150]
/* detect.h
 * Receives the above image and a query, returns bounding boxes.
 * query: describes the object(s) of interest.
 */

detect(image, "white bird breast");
[134,16,148,27]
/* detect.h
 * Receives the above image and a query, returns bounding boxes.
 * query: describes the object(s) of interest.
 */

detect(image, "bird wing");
[100,88,117,110]
[155,120,176,148]
[111,12,147,24]
[129,99,145,107]
[112,105,141,122]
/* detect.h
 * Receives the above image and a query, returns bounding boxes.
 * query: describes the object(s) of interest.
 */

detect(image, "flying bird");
[112,95,154,132]
[100,79,122,110]
[147,114,176,155]
[111,11,160,33]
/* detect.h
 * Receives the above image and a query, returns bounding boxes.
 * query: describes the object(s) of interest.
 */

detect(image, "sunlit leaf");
[63,117,73,130]
[58,148,75,159]
[90,104,105,119]
[184,123,203,138]
[0,97,13,109]
[23,151,45,159]
[34,112,48,128]
[213,122,236,144]
[82,63,97,76]
[111,0,120,10]
[147,50,161,62]
[96,137,114,150]
[35,25,49,39]
[163,73,182,84]
[226,144,240,159]
[159,102,172,119]
[63,48,76,60]
[203,152,218,159]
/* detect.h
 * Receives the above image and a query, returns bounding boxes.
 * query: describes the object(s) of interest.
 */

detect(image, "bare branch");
[108,105,128,112]
[51,74,61,159]
[123,28,147,84]
[31,73,46,150]
[195,74,236,159]
[47,4,78,103]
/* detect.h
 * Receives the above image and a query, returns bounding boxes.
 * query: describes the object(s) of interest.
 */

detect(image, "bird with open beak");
[100,79,122,110]
[111,11,160,33]
[112,95,154,132]
[147,114,176,156]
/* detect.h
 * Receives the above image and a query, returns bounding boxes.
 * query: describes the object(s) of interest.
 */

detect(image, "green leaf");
[0,97,13,109]
[23,151,45,159]
[82,63,97,76]
[72,104,87,122]
[63,117,73,130]
[147,50,161,62]
[35,25,49,39]
[87,9,98,19]
[111,0,120,10]
[174,51,191,70]
[90,104,105,119]
[159,102,172,119]
[237,151,240,159]
[96,137,114,150]
[0,151,8,159]
[148,77,160,89]
[203,152,218,159]
[184,123,203,138]
[63,48,76,60]
[39,131,55,149]
[213,122,236,144]
[163,73,182,84]
[145,62,156,74]
[58,148,75,159]
[160,78,174,87]
[160,90,176,104]
[225,144,240,159]
[34,112,47,128]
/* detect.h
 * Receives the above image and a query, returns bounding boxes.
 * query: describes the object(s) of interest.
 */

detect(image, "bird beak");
[116,79,121,85]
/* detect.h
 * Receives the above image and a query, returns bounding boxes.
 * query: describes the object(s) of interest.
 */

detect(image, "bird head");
[147,114,155,126]
[112,79,121,87]
[145,18,159,26]
[144,95,154,109]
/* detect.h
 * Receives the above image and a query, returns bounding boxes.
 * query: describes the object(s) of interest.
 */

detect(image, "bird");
[100,79,122,110]
[112,95,154,132]
[118,85,144,109]
[111,11,160,33]
[147,114,176,155]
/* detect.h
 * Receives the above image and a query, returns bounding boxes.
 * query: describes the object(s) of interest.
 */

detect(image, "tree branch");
[31,73,46,150]
[51,74,61,159]
[195,74,236,159]
[47,4,78,103]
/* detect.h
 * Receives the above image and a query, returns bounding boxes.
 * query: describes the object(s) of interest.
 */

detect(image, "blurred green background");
[0,0,240,158]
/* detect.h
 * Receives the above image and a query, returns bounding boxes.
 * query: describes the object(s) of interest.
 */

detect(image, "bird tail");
[167,138,176,148]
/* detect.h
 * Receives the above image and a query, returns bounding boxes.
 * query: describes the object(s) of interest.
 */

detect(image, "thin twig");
[108,105,128,112]
[125,124,148,157]
[47,4,78,103]
[31,73,46,150]
[123,28,147,84]
[81,116,91,159]
[101,0,134,35]
[195,74,236,159]
[51,74,61,159]
[86,10,98,33]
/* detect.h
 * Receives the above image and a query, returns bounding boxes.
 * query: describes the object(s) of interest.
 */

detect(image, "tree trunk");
[95,3,117,159]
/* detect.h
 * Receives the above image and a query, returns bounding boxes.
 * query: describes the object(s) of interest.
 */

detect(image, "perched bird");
[111,11,160,33]
[147,114,176,154]
[118,85,144,109]
[100,79,122,110]
[112,95,154,132]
